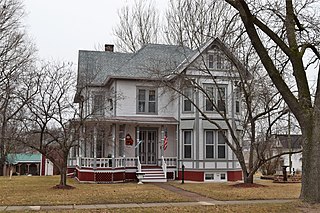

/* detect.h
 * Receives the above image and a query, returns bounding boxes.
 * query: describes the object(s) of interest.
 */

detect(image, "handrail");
[137,157,142,173]
[162,156,167,179]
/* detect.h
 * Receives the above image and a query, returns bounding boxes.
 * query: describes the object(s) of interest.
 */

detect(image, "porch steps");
[141,167,167,183]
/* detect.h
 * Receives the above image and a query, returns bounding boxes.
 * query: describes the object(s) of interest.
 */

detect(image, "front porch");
[68,156,177,183]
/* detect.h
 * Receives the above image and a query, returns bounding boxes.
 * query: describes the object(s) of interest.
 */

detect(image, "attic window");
[207,46,231,70]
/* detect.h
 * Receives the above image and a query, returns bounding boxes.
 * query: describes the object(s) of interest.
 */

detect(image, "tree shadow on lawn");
[52,184,75,190]
[231,183,267,188]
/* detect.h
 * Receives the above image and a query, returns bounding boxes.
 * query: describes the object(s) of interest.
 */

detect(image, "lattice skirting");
[94,171,126,183]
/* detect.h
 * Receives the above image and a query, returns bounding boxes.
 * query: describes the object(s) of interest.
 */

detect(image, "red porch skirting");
[177,170,243,181]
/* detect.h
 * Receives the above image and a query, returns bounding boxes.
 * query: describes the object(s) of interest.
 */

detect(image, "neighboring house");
[271,134,303,173]
[5,153,54,176]
[69,38,246,183]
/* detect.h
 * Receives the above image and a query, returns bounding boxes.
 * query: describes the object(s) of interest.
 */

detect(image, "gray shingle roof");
[276,134,303,149]
[77,44,193,89]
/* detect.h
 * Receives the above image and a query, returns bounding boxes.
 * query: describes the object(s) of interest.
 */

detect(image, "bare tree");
[164,0,237,48]
[0,0,36,175]
[223,0,320,202]
[22,62,78,187]
[113,0,159,53]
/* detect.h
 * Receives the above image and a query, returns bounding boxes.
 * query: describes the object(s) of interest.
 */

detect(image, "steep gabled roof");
[170,37,250,79]
[275,134,303,149]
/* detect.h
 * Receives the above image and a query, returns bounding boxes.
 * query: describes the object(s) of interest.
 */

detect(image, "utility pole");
[288,111,292,173]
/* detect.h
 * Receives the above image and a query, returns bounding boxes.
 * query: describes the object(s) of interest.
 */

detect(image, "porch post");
[112,123,115,169]
[93,125,97,169]
[136,127,140,159]
[161,127,164,159]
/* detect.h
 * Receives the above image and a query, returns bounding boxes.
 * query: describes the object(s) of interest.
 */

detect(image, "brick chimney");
[105,44,114,52]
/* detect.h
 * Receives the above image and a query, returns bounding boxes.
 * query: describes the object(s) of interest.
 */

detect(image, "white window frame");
[136,88,157,114]
[183,130,192,159]
[205,130,215,159]
[205,130,227,159]
[183,87,193,112]
[204,84,227,112]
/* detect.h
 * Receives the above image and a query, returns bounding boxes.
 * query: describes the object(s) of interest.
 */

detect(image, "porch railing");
[158,157,177,167]
[76,156,139,169]
[68,157,77,167]
[137,157,142,173]
[161,156,167,179]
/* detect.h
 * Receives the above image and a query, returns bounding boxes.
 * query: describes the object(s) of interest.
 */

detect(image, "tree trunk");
[243,172,254,184]
[59,158,68,187]
[300,113,320,202]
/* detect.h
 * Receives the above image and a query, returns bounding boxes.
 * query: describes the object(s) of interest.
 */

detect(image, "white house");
[271,134,303,174]
[69,38,247,183]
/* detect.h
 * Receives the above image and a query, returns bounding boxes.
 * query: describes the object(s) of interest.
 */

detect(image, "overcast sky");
[23,0,138,64]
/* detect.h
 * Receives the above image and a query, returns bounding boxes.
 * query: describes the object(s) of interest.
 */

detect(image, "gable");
[171,38,250,80]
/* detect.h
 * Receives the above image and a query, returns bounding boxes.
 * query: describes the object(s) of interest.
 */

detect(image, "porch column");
[36,164,40,175]
[93,125,97,169]
[112,123,116,169]
[18,164,21,175]
[161,127,164,158]
[136,127,140,158]
[27,164,30,174]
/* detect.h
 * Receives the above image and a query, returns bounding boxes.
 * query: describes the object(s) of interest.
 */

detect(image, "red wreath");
[125,134,133,146]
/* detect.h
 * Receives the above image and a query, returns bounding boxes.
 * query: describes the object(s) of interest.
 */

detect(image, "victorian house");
[69,38,246,183]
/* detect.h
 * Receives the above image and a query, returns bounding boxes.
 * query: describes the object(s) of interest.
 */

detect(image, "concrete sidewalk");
[0,199,295,211]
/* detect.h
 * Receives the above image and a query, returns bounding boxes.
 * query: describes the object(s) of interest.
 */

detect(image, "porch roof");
[83,116,178,125]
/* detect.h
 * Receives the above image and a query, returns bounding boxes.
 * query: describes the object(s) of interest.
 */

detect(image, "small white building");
[272,134,303,173]
[69,38,247,183]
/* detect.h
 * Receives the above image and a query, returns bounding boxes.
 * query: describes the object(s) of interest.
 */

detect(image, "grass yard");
[170,179,301,200]
[0,176,190,206]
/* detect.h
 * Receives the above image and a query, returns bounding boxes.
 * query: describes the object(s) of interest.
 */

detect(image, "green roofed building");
[5,153,53,176]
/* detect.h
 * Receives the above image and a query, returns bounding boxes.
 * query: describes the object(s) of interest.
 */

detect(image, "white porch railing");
[125,157,138,167]
[76,157,139,169]
[137,157,142,173]
[161,156,167,179]
[68,158,77,167]
[158,157,177,167]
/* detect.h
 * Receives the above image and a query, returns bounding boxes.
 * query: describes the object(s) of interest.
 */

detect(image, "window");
[235,88,240,114]
[205,173,214,180]
[208,46,224,69]
[218,132,226,159]
[204,84,227,112]
[183,87,193,112]
[217,87,226,111]
[208,54,214,69]
[220,173,226,180]
[137,88,157,114]
[205,131,215,158]
[93,94,104,115]
[205,130,227,159]
[183,130,192,159]
[205,85,214,111]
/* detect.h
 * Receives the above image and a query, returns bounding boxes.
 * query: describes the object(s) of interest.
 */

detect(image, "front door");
[139,129,157,164]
